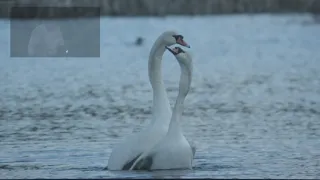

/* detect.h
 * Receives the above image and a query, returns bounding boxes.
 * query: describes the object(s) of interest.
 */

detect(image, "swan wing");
[108,130,150,170]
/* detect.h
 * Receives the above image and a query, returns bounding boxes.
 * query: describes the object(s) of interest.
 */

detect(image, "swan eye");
[172,35,183,40]
[166,46,185,55]
[174,47,184,54]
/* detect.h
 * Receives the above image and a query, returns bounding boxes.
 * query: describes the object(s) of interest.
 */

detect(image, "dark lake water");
[0,14,319,178]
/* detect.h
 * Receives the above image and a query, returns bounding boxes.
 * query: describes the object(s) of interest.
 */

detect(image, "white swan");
[107,31,191,171]
[129,46,194,171]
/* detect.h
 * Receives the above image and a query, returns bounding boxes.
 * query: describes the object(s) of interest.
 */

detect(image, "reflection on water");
[0,14,320,178]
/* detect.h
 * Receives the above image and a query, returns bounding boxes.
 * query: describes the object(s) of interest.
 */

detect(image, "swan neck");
[148,36,172,127]
[148,40,166,88]
[167,62,192,136]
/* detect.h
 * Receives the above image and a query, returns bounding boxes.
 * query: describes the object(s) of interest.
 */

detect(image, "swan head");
[165,46,192,65]
[161,31,190,48]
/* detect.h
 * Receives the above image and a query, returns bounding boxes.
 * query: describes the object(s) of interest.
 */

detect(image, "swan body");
[129,46,194,171]
[107,31,190,171]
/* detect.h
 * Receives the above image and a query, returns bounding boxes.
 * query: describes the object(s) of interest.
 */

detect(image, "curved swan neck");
[148,40,166,88]
[167,62,192,136]
[148,34,172,127]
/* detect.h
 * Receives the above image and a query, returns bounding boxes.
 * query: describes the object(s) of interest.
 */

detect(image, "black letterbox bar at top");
[10,7,101,19]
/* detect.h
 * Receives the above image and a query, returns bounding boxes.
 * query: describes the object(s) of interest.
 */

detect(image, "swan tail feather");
[122,153,142,170]
[129,153,145,171]
[130,155,153,171]
[129,153,144,171]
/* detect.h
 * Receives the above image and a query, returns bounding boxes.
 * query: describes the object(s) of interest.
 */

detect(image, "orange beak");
[176,38,190,48]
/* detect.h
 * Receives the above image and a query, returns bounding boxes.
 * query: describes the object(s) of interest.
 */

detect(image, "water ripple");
[0,15,320,178]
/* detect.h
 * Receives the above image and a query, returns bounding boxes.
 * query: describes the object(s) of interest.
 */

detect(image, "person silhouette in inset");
[28,20,68,57]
